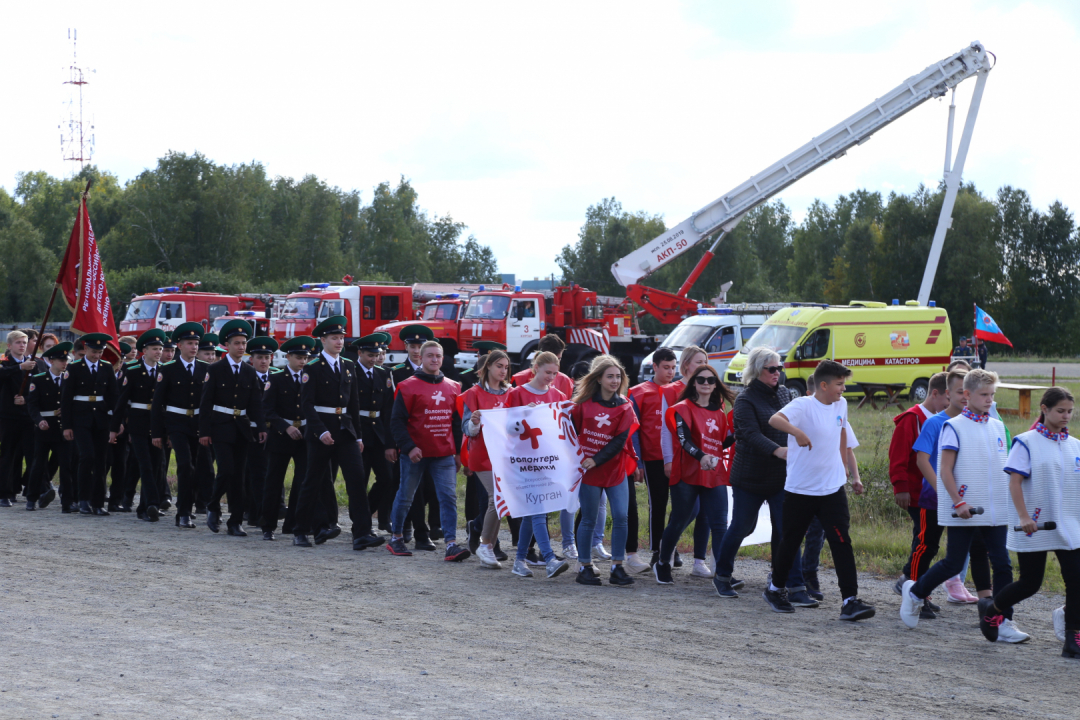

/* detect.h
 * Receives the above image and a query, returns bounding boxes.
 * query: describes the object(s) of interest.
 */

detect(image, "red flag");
[56,196,121,362]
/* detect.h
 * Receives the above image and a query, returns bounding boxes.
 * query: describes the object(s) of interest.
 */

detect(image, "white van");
[638,304,790,383]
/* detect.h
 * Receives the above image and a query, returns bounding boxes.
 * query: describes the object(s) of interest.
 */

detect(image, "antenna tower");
[60,28,94,173]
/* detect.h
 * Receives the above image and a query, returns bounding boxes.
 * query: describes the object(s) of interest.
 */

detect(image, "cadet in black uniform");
[260,335,315,540]
[157,337,177,511]
[193,332,219,512]
[61,332,119,515]
[353,333,395,533]
[292,316,383,551]
[25,342,73,510]
[0,330,47,505]
[112,329,167,522]
[244,335,277,527]
[199,319,266,536]
[105,342,134,513]
[152,322,212,529]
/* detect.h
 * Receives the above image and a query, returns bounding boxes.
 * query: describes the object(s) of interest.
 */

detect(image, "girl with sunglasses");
[653,365,735,585]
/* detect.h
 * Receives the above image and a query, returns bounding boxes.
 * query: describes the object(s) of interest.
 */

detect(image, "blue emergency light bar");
[696,308,733,315]
[235,311,256,317]
[300,283,331,290]
[478,285,485,291]
[446,293,460,299]
[514,285,521,292]
[157,287,179,293]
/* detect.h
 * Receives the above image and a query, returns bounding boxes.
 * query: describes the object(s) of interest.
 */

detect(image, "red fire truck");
[274,282,414,344]
[118,283,272,336]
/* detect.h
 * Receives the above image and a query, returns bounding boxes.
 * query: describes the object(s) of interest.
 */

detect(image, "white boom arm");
[611,41,992,288]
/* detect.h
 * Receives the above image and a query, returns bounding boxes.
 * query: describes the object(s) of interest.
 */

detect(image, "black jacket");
[729,378,794,496]
[112,362,159,435]
[263,367,305,439]
[151,358,210,439]
[301,354,361,441]
[60,358,118,431]
[0,353,47,420]
[198,357,265,443]
[355,362,393,446]
[27,370,66,438]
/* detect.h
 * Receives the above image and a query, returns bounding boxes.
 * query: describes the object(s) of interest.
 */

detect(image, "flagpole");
[19,180,92,395]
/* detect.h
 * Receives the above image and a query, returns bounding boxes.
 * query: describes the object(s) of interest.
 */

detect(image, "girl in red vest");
[505,352,571,579]
[653,365,735,585]
[461,350,512,569]
[571,355,641,587]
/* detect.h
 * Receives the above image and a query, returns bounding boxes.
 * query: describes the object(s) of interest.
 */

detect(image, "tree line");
[0,152,501,323]
[557,185,1080,355]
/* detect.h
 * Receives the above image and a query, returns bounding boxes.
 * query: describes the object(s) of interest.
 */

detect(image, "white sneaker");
[476,545,501,569]
[562,545,578,560]
[1054,606,1066,643]
[690,559,714,578]
[899,580,921,629]
[545,557,570,579]
[511,559,533,577]
[624,553,651,574]
[996,618,1031,644]
[592,543,611,560]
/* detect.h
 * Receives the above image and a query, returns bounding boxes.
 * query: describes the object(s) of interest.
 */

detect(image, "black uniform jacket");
[27,370,66,438]
[60,358,118,431]
[151,358,210,439]
[198,357,265,443]
[300,354,361,441]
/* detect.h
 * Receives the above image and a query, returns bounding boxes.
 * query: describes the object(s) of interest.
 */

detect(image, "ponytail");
[1038,386,1075,424]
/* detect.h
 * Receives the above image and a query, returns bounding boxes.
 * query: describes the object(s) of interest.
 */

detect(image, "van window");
[159,302,183,321]
[381,295,400,320]
[363,296,376,320]
[801,329,831,359]
[208,304,228,320]
[741,326,757,345]
[706,326,736,353]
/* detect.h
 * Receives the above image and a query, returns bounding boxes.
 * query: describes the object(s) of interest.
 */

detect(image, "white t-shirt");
[782,395,852,496]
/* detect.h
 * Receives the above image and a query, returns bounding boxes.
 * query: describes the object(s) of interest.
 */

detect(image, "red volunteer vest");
[572,397,639,488]
[458,384,508,472]
[397,375,461,457]
[513,368,574,399]
[507,385,566,408]
[629,381,664,462]
[665,400,731,488]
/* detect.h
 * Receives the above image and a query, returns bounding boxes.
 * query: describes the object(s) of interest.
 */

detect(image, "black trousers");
[169,432,210,517]
[626,479,640,553]
[245,438,268,525]
[296,431,369,537]
[129,434,163,511]
[903,506,945,581]
[0,418,34,498]
[361,433,393,530]
[106,438,129,506]
[262,437,308,534]
[122,440,141,506]
[996,548,1080,630]
[75,425,110,507]
[27,427,71,503]
[642,459,668,553]
[160,445,173,502]
[772,488,859,600]
[209,437,250,528]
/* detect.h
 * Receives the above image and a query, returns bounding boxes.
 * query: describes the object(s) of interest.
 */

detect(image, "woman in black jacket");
[712,347,814,606]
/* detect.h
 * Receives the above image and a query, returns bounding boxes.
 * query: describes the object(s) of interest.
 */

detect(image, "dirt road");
[0,507,1073,720]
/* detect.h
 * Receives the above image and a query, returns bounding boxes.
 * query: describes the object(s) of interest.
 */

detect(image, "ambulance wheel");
[909,378,929,403]
[785,379,806,397]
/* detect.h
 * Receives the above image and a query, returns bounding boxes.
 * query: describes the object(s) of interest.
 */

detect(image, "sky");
[2,0,1078,288]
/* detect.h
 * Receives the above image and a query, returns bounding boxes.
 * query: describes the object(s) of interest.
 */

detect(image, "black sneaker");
[576,565,602,586]
[731,577,746,591]
[978,598,1002,642]
[920,600,938,620]
[444,543,471,562]
[649,551,660,567]
[788,589,820,608]
[525,547,545,567]
[414,538,437,551]
[609,565,634,587]
[924,597,941,613]
[467,521,481,554]
[386,537,413,556]
[673,551,683,568]
[713,577,738,598]
[839,597,876,621]
[653,562,674,585]
[493,542,508,562]
[762,588,795,613]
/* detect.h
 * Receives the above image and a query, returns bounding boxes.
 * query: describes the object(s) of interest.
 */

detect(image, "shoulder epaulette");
[306,358,321,366]
[392,363,406,370]
[161,360,175,366]
[32,371,47,378]
[71,358,84,364]
[125,360,140,366]
[196,359,209,364]
[269,368,283,374]
[342,357,354,364]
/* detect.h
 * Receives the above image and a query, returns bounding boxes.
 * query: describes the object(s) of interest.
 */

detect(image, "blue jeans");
[715,486,805,590]
[392,455,458,543]
[577,481,628,563]
[802,517,825,576]
[691,498,710,560]
[517,514,557,562]
[659,481,728,566]
[911,525,1013,616]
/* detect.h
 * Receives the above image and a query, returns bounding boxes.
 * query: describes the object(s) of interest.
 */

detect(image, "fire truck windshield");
[423,304,459,321]
[464,296,510,320]
[280,297,317,319]
[124,299,160,322]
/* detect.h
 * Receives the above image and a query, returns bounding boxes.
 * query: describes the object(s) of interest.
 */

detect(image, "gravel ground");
[0,505,1074,720]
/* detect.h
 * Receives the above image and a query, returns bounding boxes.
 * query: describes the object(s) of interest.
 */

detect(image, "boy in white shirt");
[765,359,875,621]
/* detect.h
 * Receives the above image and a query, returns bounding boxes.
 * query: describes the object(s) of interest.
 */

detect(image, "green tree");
[0,218,59,322]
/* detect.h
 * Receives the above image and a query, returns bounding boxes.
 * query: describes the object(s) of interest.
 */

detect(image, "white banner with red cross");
[481,401,584,518]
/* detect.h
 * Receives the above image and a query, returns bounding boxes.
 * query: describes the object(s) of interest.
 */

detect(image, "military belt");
[212,405,246,417]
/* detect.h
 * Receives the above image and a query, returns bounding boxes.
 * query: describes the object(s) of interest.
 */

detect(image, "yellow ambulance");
[724,300,953,402]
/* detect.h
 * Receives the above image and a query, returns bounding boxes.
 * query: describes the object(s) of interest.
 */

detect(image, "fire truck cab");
[378,295,467,365]
[275,282,413,343]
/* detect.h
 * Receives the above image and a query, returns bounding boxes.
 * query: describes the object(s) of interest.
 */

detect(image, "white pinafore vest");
[1006,430,1080,552]
[936,414,1009,527]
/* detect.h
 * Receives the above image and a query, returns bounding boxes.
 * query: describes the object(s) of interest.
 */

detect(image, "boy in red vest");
[386,340,468,561]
